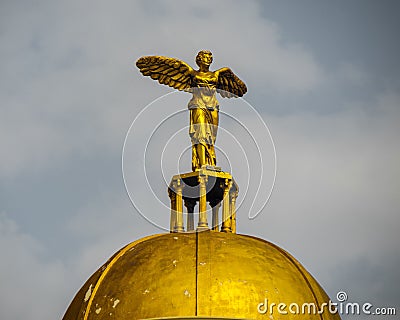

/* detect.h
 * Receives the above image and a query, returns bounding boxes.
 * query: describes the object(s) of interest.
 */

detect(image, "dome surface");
[63,232,340,320]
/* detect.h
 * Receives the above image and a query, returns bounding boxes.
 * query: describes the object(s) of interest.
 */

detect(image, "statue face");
[196,51,213,67]
[201,53,212,66]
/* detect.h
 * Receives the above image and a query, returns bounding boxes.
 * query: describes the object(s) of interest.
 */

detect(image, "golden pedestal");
[168,166,238,233]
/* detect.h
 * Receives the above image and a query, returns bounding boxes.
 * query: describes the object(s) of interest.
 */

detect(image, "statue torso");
[188,71,219,109]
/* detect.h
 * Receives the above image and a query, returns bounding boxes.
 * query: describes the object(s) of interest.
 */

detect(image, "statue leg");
[196,144,206,168]
[208,144,216,166]
[192,143,198,171]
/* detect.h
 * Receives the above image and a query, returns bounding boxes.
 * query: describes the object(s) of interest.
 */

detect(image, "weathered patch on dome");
[84,284,92,302]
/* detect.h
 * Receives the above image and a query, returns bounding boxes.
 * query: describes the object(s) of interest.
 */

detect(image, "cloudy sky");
[1,1,399,319]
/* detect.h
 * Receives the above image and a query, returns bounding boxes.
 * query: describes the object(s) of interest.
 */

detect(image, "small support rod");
[173,179,184,232]
[184,198,196,231]
[197,175,209,230]
[230,191,238,234]
[168,190,177,232]
[221,178,232,232]
[210,200,221,231]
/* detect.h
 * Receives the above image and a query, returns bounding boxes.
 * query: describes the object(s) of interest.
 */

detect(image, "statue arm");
[136,56,194,91]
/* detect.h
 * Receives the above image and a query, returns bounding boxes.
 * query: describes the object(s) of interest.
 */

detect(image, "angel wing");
[136,56,194,91]
[216,67,247,98]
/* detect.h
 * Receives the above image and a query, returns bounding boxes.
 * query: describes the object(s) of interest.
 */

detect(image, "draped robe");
[188,72,219,171]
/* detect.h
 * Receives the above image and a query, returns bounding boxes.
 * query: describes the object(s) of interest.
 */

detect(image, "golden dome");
[63,232,340,320]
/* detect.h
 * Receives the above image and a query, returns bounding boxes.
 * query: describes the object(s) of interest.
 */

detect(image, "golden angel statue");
[136,50,247,171]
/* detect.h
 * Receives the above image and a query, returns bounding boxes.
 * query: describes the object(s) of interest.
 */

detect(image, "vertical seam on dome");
[82,234,162,320]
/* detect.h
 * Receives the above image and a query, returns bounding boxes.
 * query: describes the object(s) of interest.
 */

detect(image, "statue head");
[196,50,213,68]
